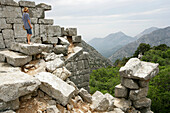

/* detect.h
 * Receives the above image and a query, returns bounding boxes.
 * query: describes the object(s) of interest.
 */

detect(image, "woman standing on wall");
[22,7,32,44]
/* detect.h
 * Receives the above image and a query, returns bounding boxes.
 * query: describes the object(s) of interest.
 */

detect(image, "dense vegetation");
[89,43,170,113]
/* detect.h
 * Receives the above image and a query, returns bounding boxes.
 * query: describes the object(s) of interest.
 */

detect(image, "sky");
[14,0,170,42]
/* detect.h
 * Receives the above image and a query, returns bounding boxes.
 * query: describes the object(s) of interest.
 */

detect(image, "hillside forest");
[90,43,170,113]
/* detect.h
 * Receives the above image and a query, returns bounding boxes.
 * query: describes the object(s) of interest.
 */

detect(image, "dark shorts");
[26,29,32,35]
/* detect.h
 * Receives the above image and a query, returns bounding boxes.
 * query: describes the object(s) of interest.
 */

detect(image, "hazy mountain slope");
[109,26,170,63]
[81,40,112,70]
[135,27,159,39]
[88,32,136,58]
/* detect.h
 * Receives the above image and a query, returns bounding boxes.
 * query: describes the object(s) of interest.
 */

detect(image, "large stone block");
[0,0,18,6]
[129,87,148,101]
[36,3,52,11]
[40,25,48,38]
[2,29,14,40]
[0,50,32,66]
[104,93,115,111]
[0,18,12,30]
[34,72,75,106]
[79,88,92,103]
[38,19,53,25]
[0,72,40,102]
[72,35,81,43]
[34,24,40,37]
[90,91,109,112]
[53,45,68,56]
[46,25,61,37]
[4,39,15,48]
[119,58,159,80]
[58,37,69,45]
[114,98,132,112]
[13,24,27,38]
[115,84,128,98]
[31,18,38,24]
[1,6,22,18]
[46,58,64,72]
[121,77,139,89]
[139,80,149,88]
[133,98,151,109]
[19,1,35,7]
[53,67,71,80]
[0,33,5,49]
[0,62,21,73]
[15,37,27,43]
[0,99,19,111]
[6,18,23,24]
[65,28,77,36]
[42,37,58,44]
[29,7,44,18]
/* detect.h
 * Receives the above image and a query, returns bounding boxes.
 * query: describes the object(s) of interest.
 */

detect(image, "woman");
[22,7,32,44]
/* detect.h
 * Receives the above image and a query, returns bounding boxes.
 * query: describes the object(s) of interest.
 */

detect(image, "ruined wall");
[0,0,90,91]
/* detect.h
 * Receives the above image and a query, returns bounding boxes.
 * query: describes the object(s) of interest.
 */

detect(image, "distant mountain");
[81,40,112,70]
[109,26,170,63]
[135,27,159,39]
[88,32,136,58]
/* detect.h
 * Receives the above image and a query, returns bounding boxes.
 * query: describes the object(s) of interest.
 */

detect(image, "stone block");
[13,24,27,38]
[72,35,81,43]
[43,37,58,44]
[46,58,64,72]
[119,58,159,80]
[0,0,19,6]
[58,37,69,45]
[65,28,77,36]
[31,18,38,24]
[129,87,148,101]
[2,29,14,40]
[0,50,32,66]
[0,18,12,30]
[121,77,139,89]
[31,37,41,43]
[84,60,89,69]
[139,80,149,88]
[53,67,71,80]
[6,18,23,24]
[42,52,64,62]
[1,6,22,18]
[104,93,115,111]
[34,24,40,37]
[78,60,84,70]
[53,45,68,56]
[19,1,36,7]
[36,3,52,11]
[40,24,48,38]
[0,62,21,73]
[0,99,19,111]
[0,33,5,49]
[83,74,90,82]
[46,25,61,37]
[15,37,27,43]
[114,98,132,112]
[79,88,92,103]
[133,98,151,109]
[0,72,40,102]
[4,39,15,48]
[34,72,75,106]
[38,19,53,25]
[90,91,109,112]
[29,7,44,18]
[115,84,128,98]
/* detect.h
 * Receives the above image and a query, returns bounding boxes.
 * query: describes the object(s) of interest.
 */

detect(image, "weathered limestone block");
[31,37,42,43]
[0,72,40,102]
[72,35,81,43]
[38,19,53,25]
[0,62,21,73]
[0,33,5,49]
[53,67,71,80]
[1,6,22,18]
[29,7,44,18]
[90,91,109,112]
[13,24,28,38]
[40,25,48,38]
[0,50,32,66]
[119,58,159,80]
[34,24,40,37]
[121,77,139,89]
[0,99,19,111]
[46,58,64,72]
[46,25,61,37]
[65,28,77,36]
[19,1,35,7]
[10,43,52,55]
[42,37,58,44]
[139,80,149,88]
[78,60,84,70]
[36,3,52,11]
[0,0,19,6]
[2,29,14,40]
[4,39,15,48]
[0,19,12,30]
[104,93,115,111]
[53,45,68,56]
[78,88,92,103]
[115,84,128,98]
[0,110,16,113]
[129,87,148,101]
[114,98,132,112]
[15,37,27,43]
[6,18,22,24]
[58,37,69,45]
[42,52,64,62]
[133,98,151,109]
[31,18,38,24]
[34,72,75,106]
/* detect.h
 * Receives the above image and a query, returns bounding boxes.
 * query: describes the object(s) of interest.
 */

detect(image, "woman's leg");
[28,34,32,44]
[27,34,30,44]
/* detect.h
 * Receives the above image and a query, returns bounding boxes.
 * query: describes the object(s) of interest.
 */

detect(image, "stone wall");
[0,0,90,91]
